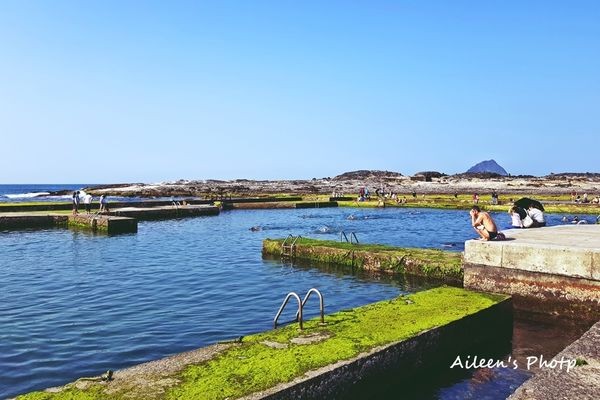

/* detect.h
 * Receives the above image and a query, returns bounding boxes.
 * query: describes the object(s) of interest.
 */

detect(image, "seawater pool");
[0,207,584,398]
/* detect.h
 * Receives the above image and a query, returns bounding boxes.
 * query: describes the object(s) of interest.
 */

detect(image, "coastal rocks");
[333,170,404,181]
[83,170,600,199]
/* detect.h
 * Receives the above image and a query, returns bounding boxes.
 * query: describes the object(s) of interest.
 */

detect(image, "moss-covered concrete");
[263,238,463,284]
[338,196,600,215]
[67,215,138,234]
[4,193,598,215]
[17,287,507,400]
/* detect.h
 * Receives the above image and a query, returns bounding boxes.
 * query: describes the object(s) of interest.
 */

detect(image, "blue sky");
[1,1,598,183]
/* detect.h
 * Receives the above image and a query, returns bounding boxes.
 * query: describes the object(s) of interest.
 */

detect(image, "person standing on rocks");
[99,194,109,214]
[83,193,93,214]
[72,191,80,215]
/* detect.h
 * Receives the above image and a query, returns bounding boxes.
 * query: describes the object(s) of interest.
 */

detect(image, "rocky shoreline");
[78,171,600,198]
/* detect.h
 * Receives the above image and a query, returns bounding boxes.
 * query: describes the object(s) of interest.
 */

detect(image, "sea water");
[0,206,588,398]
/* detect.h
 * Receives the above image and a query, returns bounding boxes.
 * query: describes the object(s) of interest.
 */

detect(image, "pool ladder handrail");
[340,231,359,244]
[274,292,303,329]
[281,234,302,258]
[295,288,324,324]
[273,288,324,330]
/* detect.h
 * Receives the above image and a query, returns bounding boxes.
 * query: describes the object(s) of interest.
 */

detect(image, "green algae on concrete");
[263,238,463,283]
[337,197,600,216]
[17,287,507,400]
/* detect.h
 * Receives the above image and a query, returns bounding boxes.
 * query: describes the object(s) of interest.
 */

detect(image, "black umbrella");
[514,197,545,212]
[513,206,527,219]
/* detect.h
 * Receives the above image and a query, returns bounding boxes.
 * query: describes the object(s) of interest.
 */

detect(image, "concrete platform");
[15,288,511,400]
[464,225,600,321]
[69,214,138,234]
[109,204,220,220]
[0,213,67,229]
[509,320,600,400]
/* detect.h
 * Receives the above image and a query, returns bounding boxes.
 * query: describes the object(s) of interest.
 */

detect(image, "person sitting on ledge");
[470,205,499,240]
[509,206,527,228]
[527,205,546,227]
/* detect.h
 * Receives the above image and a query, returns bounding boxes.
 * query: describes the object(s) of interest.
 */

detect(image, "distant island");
[466,159,509,176]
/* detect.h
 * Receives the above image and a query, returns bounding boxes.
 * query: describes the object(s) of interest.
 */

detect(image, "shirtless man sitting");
[470,205,499,240]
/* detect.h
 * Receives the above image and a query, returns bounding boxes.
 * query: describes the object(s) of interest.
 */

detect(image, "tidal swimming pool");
[0,208,579,398]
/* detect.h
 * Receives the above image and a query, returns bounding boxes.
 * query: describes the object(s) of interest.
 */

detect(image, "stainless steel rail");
[274,292,303,329]
[281,234,302,258]
[274,288,325,330]
[295,288,324,324]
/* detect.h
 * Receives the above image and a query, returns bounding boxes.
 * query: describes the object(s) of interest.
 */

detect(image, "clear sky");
[1,1,598,183]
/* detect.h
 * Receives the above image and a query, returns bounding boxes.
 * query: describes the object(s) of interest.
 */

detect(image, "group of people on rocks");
[571,191,600,204]
[357,186,410,206]
[472,191,499,205]
[72,191,109,215]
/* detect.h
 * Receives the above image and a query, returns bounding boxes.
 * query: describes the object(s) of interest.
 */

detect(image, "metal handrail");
[295,288,324,324]
[340,231,359,244]
[274,292,303,329]
[282,234,294,247]
[282,235,302,258]
[340,231,349,243]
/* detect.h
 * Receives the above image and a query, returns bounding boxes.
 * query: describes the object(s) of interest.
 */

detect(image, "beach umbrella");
[514,197,545,211]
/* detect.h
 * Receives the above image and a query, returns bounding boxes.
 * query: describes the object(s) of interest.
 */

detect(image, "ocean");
[0,184,92,202]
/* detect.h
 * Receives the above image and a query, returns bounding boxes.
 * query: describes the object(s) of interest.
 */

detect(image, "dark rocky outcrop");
[333,170,403,181]
[414,171,446,178]
[453,172,504,179]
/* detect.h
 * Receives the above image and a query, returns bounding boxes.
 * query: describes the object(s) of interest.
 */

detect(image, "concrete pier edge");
[15,287,510,400]
[464,225,600,322]
[509,320,600,400]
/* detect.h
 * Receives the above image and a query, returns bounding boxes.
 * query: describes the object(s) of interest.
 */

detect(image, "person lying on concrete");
[470,206,499,240]
[527,205,546,227]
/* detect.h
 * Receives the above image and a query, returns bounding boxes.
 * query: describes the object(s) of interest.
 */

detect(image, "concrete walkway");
[509,320,600,400]
[464,225,600,321]
[466,225,600,279]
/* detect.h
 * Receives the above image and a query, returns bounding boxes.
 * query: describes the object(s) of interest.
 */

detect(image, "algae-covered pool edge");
[17,287,508,400]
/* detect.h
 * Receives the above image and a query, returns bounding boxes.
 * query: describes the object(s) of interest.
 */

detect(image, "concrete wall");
[0,199,212,213]
[244,299,512,400]
[465,264,600,321]
[0,215,67,229]
[509,320,600,400]
[68,215,138,234]
[464,225,600,321]
[110,205,220,220]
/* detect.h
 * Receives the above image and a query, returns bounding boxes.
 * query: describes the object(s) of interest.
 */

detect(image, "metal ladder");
[281,234,302,258]
[273,288,324,330]
[340,231,359,244]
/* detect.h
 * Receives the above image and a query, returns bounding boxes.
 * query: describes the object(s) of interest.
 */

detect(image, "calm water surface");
[0,207,585,398]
